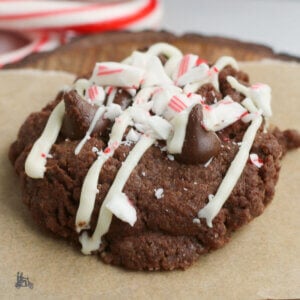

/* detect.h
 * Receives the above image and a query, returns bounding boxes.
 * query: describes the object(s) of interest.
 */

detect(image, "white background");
[162,0,300,57]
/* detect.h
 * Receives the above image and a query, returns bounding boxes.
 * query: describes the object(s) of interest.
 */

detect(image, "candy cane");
[0,0,162,66]
[0,0,160,32]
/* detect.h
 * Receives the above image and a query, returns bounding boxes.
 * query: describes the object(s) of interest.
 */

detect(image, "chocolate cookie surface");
[9,44,300,271]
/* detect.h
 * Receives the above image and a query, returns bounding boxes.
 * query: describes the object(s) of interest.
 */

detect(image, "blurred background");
[0,0,299,66]
[163,0,299,56]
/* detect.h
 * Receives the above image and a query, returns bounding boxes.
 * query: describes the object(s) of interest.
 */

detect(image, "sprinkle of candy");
[154,188,164,199]
[97,65,123,76]
[104,147,111,154]
[249,153,264,168]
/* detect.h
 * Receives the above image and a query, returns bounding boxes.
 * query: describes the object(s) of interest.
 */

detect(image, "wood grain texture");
[5,30,300,76]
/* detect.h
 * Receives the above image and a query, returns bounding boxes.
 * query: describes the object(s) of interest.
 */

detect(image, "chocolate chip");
[61,90,110,139]
[175,104,221,164]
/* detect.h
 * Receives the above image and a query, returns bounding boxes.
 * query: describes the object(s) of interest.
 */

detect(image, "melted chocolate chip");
[61,90,110,139]
[175,104,221,164]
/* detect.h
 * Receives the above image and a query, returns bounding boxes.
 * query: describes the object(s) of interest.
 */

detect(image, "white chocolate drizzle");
[76,110,132,234]
[198,114,263,227]
[79,135,154,254]
[24,43,273,252]
[227,76,272,117]
[25,101,65,178]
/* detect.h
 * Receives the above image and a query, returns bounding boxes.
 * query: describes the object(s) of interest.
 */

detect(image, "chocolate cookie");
[9,43,300,271]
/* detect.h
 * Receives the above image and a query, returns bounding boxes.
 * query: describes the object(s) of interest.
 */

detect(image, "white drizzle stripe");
[75,106,106,155]
[75,110,132,232]
[147,43,183,58]
[214,56,239,72]
[198,115,263,227]
[25,101,65,178]
[80,135,155,254]
[106,87,117,105]
[227,76,272,117]
[75,155,107,232]
[167,108,191,154]
[242,97,258,113]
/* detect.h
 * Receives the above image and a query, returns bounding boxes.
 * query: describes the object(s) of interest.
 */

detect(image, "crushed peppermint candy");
[167,154,175,161]
[154,188,164,199]
[249,153,264,168]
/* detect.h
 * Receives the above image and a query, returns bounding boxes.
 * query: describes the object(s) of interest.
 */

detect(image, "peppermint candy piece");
[172,54,200,81]
[249,153,264,168]
[91,62,144,89]
[86,85,105,106]
[176,63,210,87]
[202,96,247,131]
[105,192,137,227]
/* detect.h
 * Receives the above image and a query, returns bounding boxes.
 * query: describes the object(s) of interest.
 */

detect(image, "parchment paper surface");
[0,63,299,299]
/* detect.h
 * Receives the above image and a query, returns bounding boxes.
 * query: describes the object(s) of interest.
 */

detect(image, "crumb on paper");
[154,188,164,199]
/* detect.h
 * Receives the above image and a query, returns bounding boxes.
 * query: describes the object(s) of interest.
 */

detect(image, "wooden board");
[4,31,300,76]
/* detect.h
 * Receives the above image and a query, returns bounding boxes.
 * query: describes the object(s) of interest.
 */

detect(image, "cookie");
[9,43,300,271]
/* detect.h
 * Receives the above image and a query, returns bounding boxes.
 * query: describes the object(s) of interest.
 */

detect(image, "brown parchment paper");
[0,63,299,299]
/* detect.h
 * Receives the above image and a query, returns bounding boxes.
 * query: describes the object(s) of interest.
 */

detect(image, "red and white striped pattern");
[168,95,187,113]
[92,62,144,89]
[0,31,60,67]
[87,85,105,105]
[0,0,161,33]
[0,0,162,66]
[174,54,199,81]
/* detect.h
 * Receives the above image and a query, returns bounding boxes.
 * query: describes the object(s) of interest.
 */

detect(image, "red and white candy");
[91,62,144,89]
[0,0,162,66]
[173,54,201,81]
[0,0,161,33]
[202,96,248,131]
[105,192,136,226]
[249,153,264,168]
[86,85,105,106]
